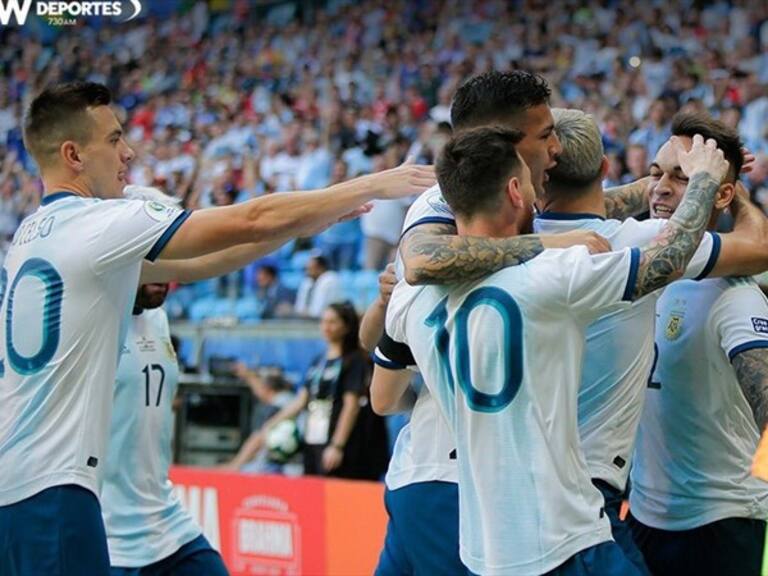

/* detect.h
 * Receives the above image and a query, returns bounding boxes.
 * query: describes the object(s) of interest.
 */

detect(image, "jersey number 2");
[0,259,63,376]
[426,287,523,413]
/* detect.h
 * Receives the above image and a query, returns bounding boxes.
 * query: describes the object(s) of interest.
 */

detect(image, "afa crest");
[665,314,684,341]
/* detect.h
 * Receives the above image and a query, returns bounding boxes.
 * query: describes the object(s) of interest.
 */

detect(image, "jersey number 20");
[426,287,523,413]
[0,259,63,376]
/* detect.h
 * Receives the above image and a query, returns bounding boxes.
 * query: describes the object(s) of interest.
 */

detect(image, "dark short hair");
[437,126,525,219]
[23,81,112,168]
[670,112,743,181]
[259,264,278,277]
[450,70,551,131]
[311,255,329,270]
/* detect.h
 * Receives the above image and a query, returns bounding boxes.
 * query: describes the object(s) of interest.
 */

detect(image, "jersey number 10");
[426,287,524,413]
[0,258,63,376]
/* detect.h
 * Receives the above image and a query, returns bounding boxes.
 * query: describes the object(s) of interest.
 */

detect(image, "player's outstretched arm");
[400,223,611,285]
[603,177,652,220]
[632,136,728,300]
[156,163,435,261]
[709,183,768,278]
[733,349,768,432]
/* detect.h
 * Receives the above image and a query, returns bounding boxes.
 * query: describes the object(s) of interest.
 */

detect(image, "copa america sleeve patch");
[752,317,768,334]
[143,200,178,222]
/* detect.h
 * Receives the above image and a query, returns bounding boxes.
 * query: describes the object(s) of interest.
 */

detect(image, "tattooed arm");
[400,223,611,285]
[733,349,768,432]
[603,177,652,220]
[632,136,729,300]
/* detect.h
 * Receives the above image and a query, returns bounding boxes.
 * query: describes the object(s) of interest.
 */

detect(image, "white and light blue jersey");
[630,277,768,530]
[534,213,720,490]
[386,245,639,576]
[0,192,188,505]
[383,184,459,489]
[103,308,200,568]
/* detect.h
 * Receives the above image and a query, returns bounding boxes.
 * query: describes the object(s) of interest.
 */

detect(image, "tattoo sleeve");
[400,223,545,285]
[604,177,651,220]
[733,348,768,432]
[632,172,720,299]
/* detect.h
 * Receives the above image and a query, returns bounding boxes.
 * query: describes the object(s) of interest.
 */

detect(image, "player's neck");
[540,187,606,218]
[457,214,522,239]
[41,174,97,199]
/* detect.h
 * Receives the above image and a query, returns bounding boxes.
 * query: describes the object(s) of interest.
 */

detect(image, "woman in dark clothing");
[227,302,389,480]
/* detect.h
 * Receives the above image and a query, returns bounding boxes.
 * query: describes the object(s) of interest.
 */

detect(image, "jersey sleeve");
[87,200,190,275]
[711,281,768,362]
[634,220,721,280]
[548,245,639,321]
[399,185,456,238]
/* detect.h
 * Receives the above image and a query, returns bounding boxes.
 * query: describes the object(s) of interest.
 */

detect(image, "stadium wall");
[170,466,387,575]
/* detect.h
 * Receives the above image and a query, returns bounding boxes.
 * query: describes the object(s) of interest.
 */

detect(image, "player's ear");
[506,176,524,209]
[715,182,735,211]
[60,141,84,172]
[600,155,610,178]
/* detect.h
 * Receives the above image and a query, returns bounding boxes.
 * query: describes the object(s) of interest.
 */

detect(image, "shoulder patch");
[426,192,454,217]
[752,317,768,335]
[143,201,176,222]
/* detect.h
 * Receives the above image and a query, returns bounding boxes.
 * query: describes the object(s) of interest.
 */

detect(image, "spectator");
[254,263,294,319]
[629,98,672,160]
[227,302,389,480]
[314,159,363,270]
[361,149,413,270]
[232,365,297,473]
[294,254,342,319]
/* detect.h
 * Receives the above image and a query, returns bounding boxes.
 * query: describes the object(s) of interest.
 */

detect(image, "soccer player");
[628,116,768,576]
[103,280,227,576]
[0,81,433,575]
[534,109,768,574]
[366,70,619,576]
[378,125,728,575]
[101,187,227,575]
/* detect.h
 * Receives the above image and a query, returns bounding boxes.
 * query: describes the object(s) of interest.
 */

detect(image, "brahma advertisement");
[170,467,387,576]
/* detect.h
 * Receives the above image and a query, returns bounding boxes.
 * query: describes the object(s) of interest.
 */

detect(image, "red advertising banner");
[169,466,387,576]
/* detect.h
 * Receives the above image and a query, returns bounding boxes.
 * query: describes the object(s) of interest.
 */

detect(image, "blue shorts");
[628,513,766,576]
[0,484,110,576]
[545,541,643,576]
[375,481,470,576]
[593,480,651,575]
[110,534,229,576]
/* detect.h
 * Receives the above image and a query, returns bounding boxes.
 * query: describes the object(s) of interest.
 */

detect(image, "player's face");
[514,104,562,196]
[80,105,135,199]
[320,308,348,343]
[647,136,693,219]
[135,283,169,310]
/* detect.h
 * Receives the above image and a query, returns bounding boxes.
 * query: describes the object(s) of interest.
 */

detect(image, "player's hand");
[752,427,768,482]
[368,156,436,200]
[322,444,344,472]
[741,147,756,174]
[675,134,729,183]
[541,231,611,254]
[378,263,397,305]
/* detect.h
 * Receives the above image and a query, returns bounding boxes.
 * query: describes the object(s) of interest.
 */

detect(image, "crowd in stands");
[2,0,768,321]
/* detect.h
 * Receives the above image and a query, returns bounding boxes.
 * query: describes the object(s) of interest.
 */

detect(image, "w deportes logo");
[0,0,141,26]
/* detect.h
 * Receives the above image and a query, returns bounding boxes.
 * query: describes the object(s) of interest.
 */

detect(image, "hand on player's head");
[675,134,729,183]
